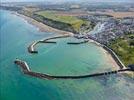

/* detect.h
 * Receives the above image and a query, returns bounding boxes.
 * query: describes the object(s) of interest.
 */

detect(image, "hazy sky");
[1,0,134,3]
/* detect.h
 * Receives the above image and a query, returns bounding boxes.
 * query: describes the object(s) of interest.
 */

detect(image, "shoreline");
[88,39,133,77]
[88,39,120,70]
[28,34,71,53]
[14,59,132,80]
[11,10,133,76]
[13,12,74,36]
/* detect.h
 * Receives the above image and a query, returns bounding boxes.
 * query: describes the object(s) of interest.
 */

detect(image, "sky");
[1,0,134,3]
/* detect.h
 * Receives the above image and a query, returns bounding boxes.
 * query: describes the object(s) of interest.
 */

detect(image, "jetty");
[102,45,126,69]
[67,40,89,45]
[14,59,133,80]
[28,41,39,53]
[28,34,90,54]
[28,34,70,54]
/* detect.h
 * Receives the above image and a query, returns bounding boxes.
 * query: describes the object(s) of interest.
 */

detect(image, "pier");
[14,59,133,80]
[28,34,70,54]
[67,40,89,45]
[28,41,39,53]
[102,45,126,69]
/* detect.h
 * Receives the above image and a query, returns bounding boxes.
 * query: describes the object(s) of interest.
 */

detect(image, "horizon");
[1,0,134,3]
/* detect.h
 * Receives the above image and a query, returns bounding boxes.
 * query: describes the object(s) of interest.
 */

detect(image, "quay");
[14,59,133,80]
[28,34,70,54]
[28,35,90,54]
[27,34,127,71]
[67,40,89,45]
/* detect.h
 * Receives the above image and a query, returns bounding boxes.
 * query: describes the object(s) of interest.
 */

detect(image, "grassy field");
[109,34,134,66]
[35,11,88,32]
[19,7,39,16]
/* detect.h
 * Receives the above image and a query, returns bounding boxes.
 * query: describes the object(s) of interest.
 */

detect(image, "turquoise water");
[0,10,134,100]
[26,37,115,75]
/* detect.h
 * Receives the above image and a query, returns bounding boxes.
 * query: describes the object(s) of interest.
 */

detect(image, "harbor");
[14,59,133,80]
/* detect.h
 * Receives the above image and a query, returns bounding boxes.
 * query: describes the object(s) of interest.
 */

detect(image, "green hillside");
[109,33,134,66]
[35,11,89,33]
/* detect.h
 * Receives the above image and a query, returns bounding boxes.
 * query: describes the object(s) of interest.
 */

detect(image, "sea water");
[0,10,134,100]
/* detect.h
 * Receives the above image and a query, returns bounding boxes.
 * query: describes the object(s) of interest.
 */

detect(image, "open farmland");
[103,12,134,18]
[88,11,134,18]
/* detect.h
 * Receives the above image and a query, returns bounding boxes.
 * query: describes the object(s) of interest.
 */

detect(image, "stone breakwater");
[102,45,126,69]
[14,59,133,80]
[28,34,89,54]
[16,34,133,80]
[28,34,70,54]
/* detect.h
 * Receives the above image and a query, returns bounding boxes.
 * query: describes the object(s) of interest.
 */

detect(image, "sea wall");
[102,45,126,69]
[28,35,70,54]
[84,36,126,69]
[14,59,131,80]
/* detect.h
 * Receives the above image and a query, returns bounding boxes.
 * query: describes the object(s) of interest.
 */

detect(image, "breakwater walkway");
[28,34,89,54]
[14,59,133,80]
[67,40,89,45]
[28,34,70,54]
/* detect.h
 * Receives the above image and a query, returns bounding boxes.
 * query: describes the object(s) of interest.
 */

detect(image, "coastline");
[16,12,123,69]
[11,10,133,76]
[88,39,134,77]
[14,59,132,80]
[100,46,120,70]
[88,39,120,70]
[13,12,74,36]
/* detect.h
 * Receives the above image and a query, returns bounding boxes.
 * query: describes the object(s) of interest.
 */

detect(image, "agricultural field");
[88,11,134,18]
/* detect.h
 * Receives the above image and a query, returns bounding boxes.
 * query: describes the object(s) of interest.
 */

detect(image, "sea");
[0,10,134,100]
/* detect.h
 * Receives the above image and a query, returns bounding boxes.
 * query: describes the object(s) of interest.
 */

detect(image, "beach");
[13,12,74,36]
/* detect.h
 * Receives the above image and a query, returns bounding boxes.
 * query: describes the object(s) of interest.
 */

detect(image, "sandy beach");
[88,39,120,70]
[88,39,133,74]
[13,12,74,36]
[100,47,120,70]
